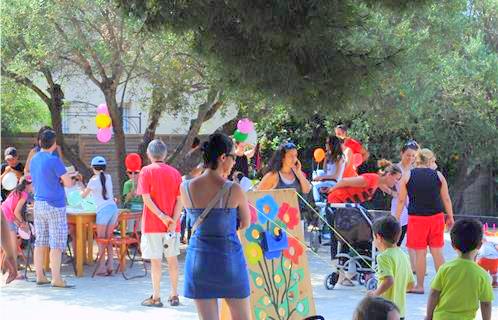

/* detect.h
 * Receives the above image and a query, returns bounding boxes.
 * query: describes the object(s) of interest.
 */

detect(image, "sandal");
[51,280,76,289]
[141,296,163,308]
[36,279,51,286]
[168,295,180,306]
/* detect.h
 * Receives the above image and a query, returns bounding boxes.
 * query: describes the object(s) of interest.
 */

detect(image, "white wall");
[60,75,238,135]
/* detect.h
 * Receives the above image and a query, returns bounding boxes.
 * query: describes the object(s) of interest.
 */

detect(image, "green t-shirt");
[431,258,494,320]
[122,179,143,210]
[376,247,414,317]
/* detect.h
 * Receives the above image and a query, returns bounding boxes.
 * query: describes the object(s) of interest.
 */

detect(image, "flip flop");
[408,289,425,294]
[51,281,76,289]
[36,279,51,286]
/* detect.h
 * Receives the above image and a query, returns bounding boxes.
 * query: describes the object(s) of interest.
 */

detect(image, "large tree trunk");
[47,83,92,178]
[138,87,166,161]
[168,89,223,174]
[104,87,127,195]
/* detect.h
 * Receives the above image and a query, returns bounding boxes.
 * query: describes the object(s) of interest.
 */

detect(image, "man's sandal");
[141,296,163,308]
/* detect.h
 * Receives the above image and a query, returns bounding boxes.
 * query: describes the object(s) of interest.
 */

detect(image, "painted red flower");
[277,202,300,230]
[249,205,258,224]
[283,236,304,265]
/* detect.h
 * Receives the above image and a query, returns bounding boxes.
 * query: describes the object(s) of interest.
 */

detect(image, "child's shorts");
[96,203,118,226]
[478,257,498,274]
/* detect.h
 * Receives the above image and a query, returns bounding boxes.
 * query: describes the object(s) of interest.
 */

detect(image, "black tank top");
[407,168,444,216]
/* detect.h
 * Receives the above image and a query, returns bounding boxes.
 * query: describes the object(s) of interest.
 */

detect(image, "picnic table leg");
[87,222,94,265]
[75,217,84,277]
[119,219,127,272]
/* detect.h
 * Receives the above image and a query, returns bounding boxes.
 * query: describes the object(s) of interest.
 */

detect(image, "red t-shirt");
[136,162,182,233]
[328,173,379,203]
[343,138,363,155]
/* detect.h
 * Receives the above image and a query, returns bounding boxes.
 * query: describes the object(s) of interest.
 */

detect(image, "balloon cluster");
[95,103,112,143]
[233,118,257,145]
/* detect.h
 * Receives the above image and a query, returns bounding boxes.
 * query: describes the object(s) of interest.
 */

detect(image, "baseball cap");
[90,156,107,166]
[4,147,17,160]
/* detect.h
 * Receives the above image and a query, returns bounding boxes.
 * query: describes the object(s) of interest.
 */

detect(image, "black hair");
[93,165,108,200]
[14,176,31,196]
[201,133,233,170]
[353,296,400,320]
[450,218,483,254]
[401,140,419,153]
[36,126,53,146]
[40,130,57,149]
[372,216,401,245]
[325,135,343,164]
[192,137,200,149]
[335,124,348,132]
[266,142,297,173]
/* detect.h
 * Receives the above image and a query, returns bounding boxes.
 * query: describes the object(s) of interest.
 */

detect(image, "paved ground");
[1,234,497,319]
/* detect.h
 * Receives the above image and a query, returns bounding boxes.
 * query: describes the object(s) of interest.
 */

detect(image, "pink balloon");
[237,118,254,134]
[97,128,112,143]
[96,103,109,115]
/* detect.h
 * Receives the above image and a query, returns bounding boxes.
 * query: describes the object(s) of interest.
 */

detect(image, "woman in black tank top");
[395,148,454,294]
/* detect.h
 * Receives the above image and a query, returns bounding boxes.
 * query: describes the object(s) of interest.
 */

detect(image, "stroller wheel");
[366,277,378,291]
[324,272,339,290]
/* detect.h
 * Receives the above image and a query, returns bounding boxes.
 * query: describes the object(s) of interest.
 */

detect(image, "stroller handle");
[327,203,362,209]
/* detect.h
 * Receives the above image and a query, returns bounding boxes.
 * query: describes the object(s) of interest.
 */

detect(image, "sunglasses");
[282,142,297,150]
[127,171,140,175]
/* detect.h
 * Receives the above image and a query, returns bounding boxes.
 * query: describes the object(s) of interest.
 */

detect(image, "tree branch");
[1,65,51,105]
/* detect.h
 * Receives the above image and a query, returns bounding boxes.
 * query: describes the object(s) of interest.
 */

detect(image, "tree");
[120,0,426,111]
[1,0,91,177]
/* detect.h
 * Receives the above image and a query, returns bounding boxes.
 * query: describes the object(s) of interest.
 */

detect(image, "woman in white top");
[312,135,345,202]
[390,140,418,269]
[81,156,118,276]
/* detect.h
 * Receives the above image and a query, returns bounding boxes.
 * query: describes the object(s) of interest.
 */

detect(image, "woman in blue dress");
[181,133,251,319]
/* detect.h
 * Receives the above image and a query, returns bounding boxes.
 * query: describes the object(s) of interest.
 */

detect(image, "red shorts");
[407,213,445,249]
[478,258,498,274]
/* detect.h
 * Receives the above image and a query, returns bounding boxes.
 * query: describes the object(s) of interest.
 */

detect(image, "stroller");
[323,203,381,291]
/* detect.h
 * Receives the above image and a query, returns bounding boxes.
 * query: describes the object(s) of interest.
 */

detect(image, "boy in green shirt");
[123,170,143,211]
[368,216,414,319]
[426,218,494,320]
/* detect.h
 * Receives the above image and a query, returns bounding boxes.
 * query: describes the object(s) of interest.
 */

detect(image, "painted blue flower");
[255,194,279,224]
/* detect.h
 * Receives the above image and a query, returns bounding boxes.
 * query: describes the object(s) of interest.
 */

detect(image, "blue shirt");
[30,151,67,207]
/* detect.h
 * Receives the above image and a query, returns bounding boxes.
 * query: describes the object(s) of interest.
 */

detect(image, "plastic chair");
[91,219,118,278]
[113,212,146,280]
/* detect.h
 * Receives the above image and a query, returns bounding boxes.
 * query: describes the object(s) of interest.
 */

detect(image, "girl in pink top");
[1,176,32,275]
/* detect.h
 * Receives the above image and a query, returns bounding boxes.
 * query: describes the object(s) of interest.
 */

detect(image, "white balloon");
[2,172,18,191]
[246,130,258,146]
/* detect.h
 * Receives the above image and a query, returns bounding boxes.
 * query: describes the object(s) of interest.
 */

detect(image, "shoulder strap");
[191,182,231,234]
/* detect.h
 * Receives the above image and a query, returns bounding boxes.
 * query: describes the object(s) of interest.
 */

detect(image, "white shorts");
[140,232,180,259]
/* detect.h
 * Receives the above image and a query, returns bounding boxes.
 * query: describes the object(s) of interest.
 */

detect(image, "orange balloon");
[313,148,325,163]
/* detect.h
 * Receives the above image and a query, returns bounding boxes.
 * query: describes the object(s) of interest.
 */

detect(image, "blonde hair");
[377,159,402,176]
[416,148,435,166]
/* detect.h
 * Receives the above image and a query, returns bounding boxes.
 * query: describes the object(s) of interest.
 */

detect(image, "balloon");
[96,103,109,115]
[97,127,112,143]
[96,114,112,129]
[313,148,325,163]
[1,172,17,191]
[125,153,142,172]
[353,153,363,168]
[67,191,83,207]
[246,129,258,146]
[237,118,254,134]
[233,129,249,142]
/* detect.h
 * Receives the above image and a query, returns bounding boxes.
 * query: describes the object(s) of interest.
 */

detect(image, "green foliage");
[1,80,51,134]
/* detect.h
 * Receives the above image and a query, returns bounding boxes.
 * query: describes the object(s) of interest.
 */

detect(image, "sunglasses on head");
[404,140,418,147]
[282,142,297,150]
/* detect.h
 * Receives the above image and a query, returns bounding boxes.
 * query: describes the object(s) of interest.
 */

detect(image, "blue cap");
[91,156,107,166]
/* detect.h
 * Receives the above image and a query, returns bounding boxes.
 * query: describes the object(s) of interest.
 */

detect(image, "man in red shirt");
[137,139,183,308]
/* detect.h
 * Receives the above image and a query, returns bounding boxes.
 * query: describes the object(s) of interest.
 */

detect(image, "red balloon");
[125,153,142,172]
